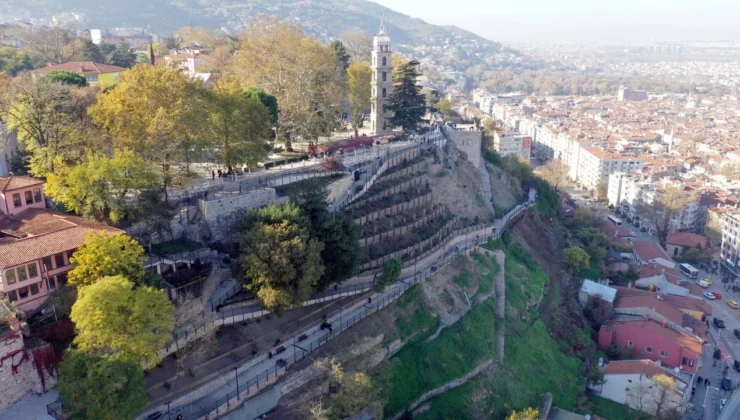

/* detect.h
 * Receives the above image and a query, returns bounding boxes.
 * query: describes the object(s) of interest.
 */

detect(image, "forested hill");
[9,0,502,48]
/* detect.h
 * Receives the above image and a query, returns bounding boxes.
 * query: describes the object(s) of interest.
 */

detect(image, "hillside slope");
[8,0,502,48]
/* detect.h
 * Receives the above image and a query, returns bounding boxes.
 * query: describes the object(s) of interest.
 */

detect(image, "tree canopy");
[347,62,371,137]
[389,60,426,133]
[46,150,159,224]
[68,232,147,287]
[562,246,590,274]
[58,350,147,420]
[71,275,174,365]
[43,70,87,87]
[243,87,279,126]
[229,16,344,148]
[239,203,325,310]
[373,258,402,291]
[206,78,272,171]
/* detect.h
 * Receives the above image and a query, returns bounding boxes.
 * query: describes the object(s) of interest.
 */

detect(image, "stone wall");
[0,330,57,414]
[197,188,286,241]
[448,131,482,169]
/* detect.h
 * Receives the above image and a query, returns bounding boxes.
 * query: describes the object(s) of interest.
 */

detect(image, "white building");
[370,20,392,135]
[574,146,643,193]
[492,130,531,160]
[721,212,740,281]
[90,28,153,48]
[591,360,688,417]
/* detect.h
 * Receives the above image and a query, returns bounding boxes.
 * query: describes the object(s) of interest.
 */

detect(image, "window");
[6,290,17,302]
[30,283,39,296]
[628,379,632,383]
[12,193,21,207]
[41,257,52,272]
[24,191,33,205]
[85,74,98,83]
[382,72,387,82]
[659,350,668,357]
[57,272,68,286]
[382,56,387,66]
[5,269,16,285]
[47,277,56,291]
[54,253,65,269]
[382,88,386,98]
[627,341,633,348]
[27,263,38,279]
[688,359,695,367]
[646,347,653,353]
[16,266,27,282]
[33,188,42,203]
[17,287,28,300]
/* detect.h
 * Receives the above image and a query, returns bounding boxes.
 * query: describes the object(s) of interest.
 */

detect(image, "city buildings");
[90,27,153,48]
[618,86,648,102]
[720,211,740,281]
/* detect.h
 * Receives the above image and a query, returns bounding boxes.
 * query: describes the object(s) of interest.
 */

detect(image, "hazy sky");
[371,0,740,44]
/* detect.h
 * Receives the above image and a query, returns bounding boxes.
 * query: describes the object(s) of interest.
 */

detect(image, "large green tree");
[106,41,136,68]
[290,180,361,290]
[330,40,350,71]
[347,62,371,137]
[71,275,174,365]
[242,87,279,126]
[81,40,104,63]
[206,78,272,171]
[58,350,147,420]
[68,232,147,287]
[239,203,324,310]
[389,60,426,133]
[45,150,159,224]
[562,246,590,274]
[0,47,33,76]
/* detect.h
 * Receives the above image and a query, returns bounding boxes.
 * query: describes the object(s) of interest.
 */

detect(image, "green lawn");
[402,244,585,419]
[393,285,438,344]
[588,395,644,419]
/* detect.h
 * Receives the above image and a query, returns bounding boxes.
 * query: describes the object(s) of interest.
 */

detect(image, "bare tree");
[467,388,494,420]
[539,159,569,190]
[339,31,372,63]
[22,25,81,64]
[637,187,699,246]
[306,397,329,420]
[626,381,650,413]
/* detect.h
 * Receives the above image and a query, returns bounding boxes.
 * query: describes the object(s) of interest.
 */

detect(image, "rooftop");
[666,232,708,250]
[603,359,688,387]
[633,241,673,263]
[0,176,43,193]
[33,61,127,75]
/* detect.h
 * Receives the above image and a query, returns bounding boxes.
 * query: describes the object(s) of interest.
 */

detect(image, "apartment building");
[492,130,531,160]
[574,146,643,193]
[720,212,740,281]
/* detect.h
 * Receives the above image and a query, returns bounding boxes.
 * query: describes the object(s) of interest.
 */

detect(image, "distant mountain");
[8,0,501,49]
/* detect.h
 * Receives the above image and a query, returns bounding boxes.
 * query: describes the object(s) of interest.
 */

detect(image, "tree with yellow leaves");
[229,16,344,150]
[88,65,206,202]
[507,407,540,420]
[347,62,371,137]
[68,231,147,287]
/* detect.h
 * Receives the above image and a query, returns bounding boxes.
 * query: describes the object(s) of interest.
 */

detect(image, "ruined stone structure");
[447,130,483,169]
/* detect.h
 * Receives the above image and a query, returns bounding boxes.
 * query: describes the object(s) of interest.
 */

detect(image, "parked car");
[677,279,689,285]
[735,329,740,339]
[715,318,726,329]
[704,292,717,300]
[728,300,739,309]
[697,279,710,288]
[714,292,722,300]
[702,278,713,286]
[722,378,732,391]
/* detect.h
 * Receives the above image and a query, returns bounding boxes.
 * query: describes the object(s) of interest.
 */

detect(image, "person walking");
[211,170,215,180]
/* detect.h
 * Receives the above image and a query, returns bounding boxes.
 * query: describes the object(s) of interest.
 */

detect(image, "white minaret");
[370,19,392,135]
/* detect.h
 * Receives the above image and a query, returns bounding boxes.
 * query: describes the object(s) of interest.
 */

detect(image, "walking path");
[138,194,534,420]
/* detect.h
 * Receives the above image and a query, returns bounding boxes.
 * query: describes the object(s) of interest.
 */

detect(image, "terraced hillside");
[345,146,491,271]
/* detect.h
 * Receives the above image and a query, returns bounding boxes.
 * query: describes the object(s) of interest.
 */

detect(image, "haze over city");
[374,0,740,43]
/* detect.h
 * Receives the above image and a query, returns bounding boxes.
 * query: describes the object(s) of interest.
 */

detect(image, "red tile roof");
[34,62,126,75]
[0,176,43,192]
[0,208,119,268]
[633,241,672,262]
[604,359,686,385]
[667,232,708,250]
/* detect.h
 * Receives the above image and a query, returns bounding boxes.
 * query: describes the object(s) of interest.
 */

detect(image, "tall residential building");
[492,130,531,160]
[573,147,643,193]
[721,212,740,281]
[370,20,392,135]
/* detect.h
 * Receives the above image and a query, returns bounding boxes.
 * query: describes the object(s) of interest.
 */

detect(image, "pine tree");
[147,43,155,65]
[389,60,426,133]
[82,40,104,63]
[106,41,136,68]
